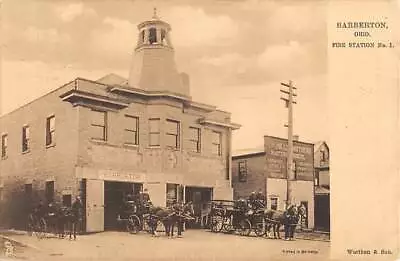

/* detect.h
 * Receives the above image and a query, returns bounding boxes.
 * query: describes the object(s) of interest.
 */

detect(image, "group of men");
[33,196,83,221]
[248,190,266,210]
[123,188,152,213]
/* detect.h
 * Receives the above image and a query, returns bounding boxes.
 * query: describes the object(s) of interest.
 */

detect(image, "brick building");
[232,135,314,229]
[314,141,330,231]
[0,12,240,232]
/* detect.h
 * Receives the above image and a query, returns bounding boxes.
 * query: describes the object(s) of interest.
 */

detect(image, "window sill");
[46,143,56,149]
[147,146,161,149]
[1,156,8,160]
[90,139,107,144]
[123,143,139,149]
[22,150,31,155]
[166,147,181,152]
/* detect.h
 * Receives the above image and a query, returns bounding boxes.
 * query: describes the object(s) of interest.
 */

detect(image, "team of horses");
[28,204,82,240]
[27,199,306,240]
[144,201,195,238]
[263,204,307,239]
[211,199,307,240]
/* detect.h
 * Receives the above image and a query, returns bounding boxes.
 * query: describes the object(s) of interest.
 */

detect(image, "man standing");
[139,189,151,205]
[71,196,83,239]
[256,190,266,208]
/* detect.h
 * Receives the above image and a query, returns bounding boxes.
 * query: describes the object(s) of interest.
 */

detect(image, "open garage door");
[86,179,104,232]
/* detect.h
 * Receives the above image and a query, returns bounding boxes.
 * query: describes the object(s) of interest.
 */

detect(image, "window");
[45,181,55,203]
[161,29,167,45]
[189,127,201,152]
[149,118,160,146]
[211,131,222,155]
[320,150,329,163]
[271,197,278,210]
[124,115,139,145]
[238,161,247,182]
[166,183,178,207]
[149,28,157,44]
[62,195,72,207]
[140,30,145,43]
[91,110,107,141]
[46,116,55,146]
[22,126,30,152]
[166,119,180,149]
[1,134,7,158]
[25,184,32,197]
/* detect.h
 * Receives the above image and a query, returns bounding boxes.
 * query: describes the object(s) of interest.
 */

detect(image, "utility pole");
[280,81,297,208]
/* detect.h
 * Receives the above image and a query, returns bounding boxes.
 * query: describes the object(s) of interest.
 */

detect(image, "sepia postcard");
[0,0,399,260]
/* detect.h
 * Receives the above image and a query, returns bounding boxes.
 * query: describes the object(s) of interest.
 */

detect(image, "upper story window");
[46,115,55,146]
[1,134,8,159]
[166,119,180,149]
[238,161,247,182]
[91,110,107,141]
[189,127,201,153]
[124,115,139,145]
[211,131,222,156]
[140,30,145,44]
[320,149,329,162]
[149,118,160,147]
[22,126,30,152]
[161,29,167,45]
[149,28,157,44]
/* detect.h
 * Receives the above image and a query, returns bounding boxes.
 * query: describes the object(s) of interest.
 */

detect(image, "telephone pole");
[280,80,297,207]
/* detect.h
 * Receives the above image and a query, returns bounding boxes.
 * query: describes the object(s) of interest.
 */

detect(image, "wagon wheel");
[37,218,47,239]
[210,215,223,232]
[238,219,251,236]
[254,218,266,237]
[127,215,141,234]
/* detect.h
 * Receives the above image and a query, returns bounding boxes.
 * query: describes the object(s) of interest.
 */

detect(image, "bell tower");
[128,9,190,97]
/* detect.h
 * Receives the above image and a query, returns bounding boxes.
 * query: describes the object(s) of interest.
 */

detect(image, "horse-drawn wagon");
[209,199,265,237]
[117,200,195,237]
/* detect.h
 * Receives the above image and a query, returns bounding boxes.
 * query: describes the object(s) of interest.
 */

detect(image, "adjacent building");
[232,135,315,229]
[313,141,330,232]
[0,13,240,232]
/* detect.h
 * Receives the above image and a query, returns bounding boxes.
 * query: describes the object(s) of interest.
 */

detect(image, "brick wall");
[0,78,236,228]
[232,154,266,200]
[0,83,80,228]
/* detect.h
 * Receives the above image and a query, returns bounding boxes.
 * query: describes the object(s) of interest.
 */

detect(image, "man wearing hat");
[71,196,83,237]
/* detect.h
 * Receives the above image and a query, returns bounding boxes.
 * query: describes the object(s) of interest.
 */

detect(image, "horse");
[168,201,195,238]
[264,204,307,240]
[56,206,82,240]
[146,202,195,238]
[283,204,307,240]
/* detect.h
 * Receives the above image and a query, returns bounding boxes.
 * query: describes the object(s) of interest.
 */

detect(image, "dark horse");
[146,202,195,238]
[57,206,82,240]
[264,204,307,239]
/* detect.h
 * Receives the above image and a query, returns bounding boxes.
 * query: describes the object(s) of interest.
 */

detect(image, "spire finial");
[152,7,158,19]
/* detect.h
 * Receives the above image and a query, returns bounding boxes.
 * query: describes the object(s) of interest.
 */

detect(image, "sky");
[0,0,328,151]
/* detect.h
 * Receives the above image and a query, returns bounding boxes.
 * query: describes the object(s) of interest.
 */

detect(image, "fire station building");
[232,135,315,229]
[0,13,240,232]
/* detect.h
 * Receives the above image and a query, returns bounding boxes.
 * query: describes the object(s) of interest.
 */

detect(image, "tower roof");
[128,9,190,97]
